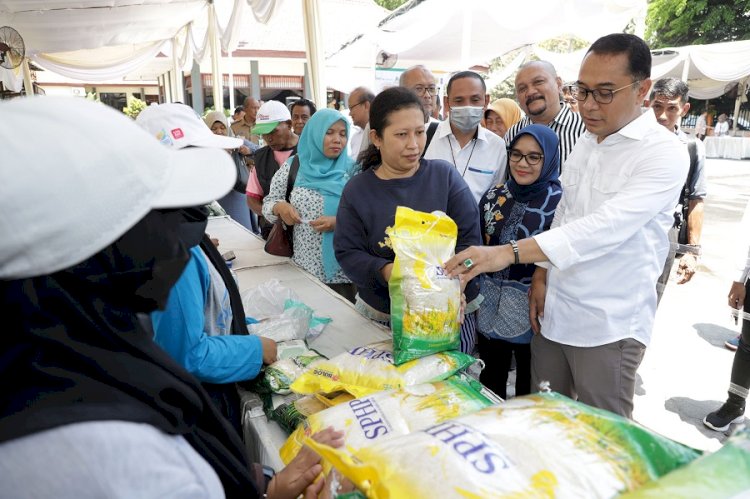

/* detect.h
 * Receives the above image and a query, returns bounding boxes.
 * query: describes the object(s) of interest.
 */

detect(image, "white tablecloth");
[206,217,390,470]
[704,136,750,160]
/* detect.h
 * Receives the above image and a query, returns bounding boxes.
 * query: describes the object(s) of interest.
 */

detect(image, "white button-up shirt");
[424,120,506,203]
[533,110,689,347]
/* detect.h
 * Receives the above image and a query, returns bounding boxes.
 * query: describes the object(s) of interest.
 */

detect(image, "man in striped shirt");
[505,61,586,171]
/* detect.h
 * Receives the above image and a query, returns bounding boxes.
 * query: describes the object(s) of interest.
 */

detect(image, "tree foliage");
[646,0,750,48]
[373,0,410,11]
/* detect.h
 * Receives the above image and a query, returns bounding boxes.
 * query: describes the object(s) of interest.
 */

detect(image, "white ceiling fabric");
[0,0,278,80]
[327,0,646,73]
[651,40,750,99]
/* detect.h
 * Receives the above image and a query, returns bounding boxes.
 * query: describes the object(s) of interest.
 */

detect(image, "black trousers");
[477,334,530,400]
[728,280,750,403]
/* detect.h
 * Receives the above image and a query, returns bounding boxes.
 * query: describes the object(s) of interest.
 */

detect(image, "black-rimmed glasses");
[508,149,543,165]
[570,80,641,104]
[412,85,437,96]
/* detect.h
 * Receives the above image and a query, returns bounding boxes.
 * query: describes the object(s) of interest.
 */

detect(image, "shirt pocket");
[591,172,628,207]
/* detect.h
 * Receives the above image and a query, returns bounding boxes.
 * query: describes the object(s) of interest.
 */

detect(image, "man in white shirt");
[715,113,730,136]
[347,87,375,159]
[424,70,506,203]
[446,33,688,418]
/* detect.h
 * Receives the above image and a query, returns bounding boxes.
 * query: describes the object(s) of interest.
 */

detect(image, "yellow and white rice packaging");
[306,392,700,499]
[387,207,461,365]
[289,340,478,398]
[279,374,497,466]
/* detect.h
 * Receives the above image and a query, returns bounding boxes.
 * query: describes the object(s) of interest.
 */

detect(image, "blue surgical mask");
[449,106,484,132]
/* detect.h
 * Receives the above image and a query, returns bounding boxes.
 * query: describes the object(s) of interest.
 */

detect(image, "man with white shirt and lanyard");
[424,70,506,203]
[446,34,688,418]
[423,70,506,355]
[505,61,586,170]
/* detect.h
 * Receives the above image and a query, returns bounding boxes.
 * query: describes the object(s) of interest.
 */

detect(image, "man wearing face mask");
[424,70,506,203]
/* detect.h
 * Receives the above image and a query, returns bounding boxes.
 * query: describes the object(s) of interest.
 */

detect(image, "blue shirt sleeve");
[151,247,263,384]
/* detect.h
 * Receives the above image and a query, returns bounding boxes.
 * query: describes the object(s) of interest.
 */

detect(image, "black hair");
[233,106,243,115]
[650,77,689,104]
[290,98,317,115]
[586,33,651,82]
[351,86,376,104]
[446,70,486,95]
[358,87,424,171]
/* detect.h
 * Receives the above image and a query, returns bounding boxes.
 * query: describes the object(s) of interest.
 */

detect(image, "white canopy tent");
[650,40,750,100]
[326,0,646,90]
[0,0,389,109]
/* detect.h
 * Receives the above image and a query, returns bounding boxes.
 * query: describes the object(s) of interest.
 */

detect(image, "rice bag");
[280,375,497,466]
[619,428,749,498]
[269,391,355,434]
[289,340,477,398]
[307,392,700,499]
[387,207,461,365]
[258,350,325,394]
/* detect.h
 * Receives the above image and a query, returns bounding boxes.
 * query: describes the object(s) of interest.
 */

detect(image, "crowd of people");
[2,30,748,497]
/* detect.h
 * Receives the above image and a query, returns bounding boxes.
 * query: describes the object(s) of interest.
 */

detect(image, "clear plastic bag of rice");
[280,374,497,466]
[306,392,701,499]
[289,340,478,398]
[387,207,461,365]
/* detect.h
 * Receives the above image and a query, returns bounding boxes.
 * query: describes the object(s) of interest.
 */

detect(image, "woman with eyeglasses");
[474,124,562,399]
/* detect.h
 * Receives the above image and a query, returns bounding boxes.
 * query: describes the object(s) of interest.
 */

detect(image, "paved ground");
[633,157,750,452]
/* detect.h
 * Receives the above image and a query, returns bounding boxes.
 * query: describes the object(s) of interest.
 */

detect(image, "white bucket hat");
[0,97,237,279]
[136,103,243,150]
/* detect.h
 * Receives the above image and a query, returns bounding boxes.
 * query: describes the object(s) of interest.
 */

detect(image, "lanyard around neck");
[449,134,478,177]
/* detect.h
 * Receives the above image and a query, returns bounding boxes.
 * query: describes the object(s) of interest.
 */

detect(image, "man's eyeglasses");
[508,149,544,165]
[349,101,367,110]
[412,85,437,96]
[570,80,641,104]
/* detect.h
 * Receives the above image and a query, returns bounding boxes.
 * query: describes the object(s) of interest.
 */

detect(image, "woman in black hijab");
[0,97,340,498]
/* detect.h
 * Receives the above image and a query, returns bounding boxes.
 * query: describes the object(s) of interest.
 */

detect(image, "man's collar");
[613,108,658,141]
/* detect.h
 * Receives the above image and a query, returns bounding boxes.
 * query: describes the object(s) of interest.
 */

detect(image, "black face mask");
[177,206,210,249]
[68,210,191,313]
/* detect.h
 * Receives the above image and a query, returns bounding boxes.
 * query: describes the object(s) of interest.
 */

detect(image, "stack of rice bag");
[306,392,701,498]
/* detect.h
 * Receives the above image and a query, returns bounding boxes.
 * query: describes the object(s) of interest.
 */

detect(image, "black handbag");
[264,156,300,257]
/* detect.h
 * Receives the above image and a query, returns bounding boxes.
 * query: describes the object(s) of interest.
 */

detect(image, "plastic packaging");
[280,375,497,467]
[247,297,332,343]
[241,279,299,320]
[307,392,701,499]
[387,207,461,365]
[619,427,750,498]
[290,340,478,398]
[257,350,325,394]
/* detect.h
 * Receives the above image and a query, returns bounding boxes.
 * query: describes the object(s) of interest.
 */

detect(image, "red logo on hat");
[171,128,184,139]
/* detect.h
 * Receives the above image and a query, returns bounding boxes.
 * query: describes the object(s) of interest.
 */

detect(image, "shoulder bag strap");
[285,155,300,202]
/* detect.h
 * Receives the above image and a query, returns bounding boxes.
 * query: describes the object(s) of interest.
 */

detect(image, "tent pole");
[301,0,326,109]
[22,59,34,97]
[208,4,223,112]
[732,77,747,134]
[171,37,183,103]
[228,51,235,112]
